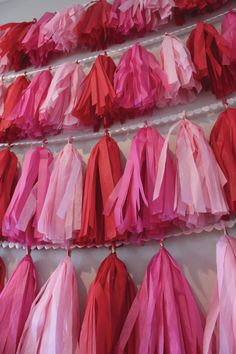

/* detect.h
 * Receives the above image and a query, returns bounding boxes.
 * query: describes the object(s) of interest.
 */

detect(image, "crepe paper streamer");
[0,255,37,354]
[17,257,80,354]
[79,253,136,354]
[117,246,204,354]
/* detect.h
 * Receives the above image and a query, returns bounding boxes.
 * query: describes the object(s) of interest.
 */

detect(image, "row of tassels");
[0,106,236,247]
[1,12,236,140]
[0,0,229,72]
[0,233,234,354]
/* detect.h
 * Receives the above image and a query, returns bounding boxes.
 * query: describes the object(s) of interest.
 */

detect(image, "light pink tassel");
[39,63,85,133]
[38,142,83,245]
[116,247,204,354]
[203,234,236,354]
[17,256,80,354]
[39,5,84,53]
[160,34,202,105]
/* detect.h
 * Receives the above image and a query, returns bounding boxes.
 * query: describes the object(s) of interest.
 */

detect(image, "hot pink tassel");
[203,234,236,354]
[117,247,204,354]
[2,146,53,245]
[109,0,174,35]
[159,34,202,105]
[38,142,83,245]
[114,44,168,116]
[0,255,37,354]
[153,119,229,229]
[39,63,85,133]
[22,12,56,67]
[9,70,52,138]
[104,126,176,240]
[39,5,84,53]
[17,256,80,354]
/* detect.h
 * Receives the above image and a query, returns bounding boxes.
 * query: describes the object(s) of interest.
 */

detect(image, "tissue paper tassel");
[109,0,174,35]
[2,147,53,245]
[76,136,125,246]
[38,142,83,245]
[154,119,228,229]
[75,0,123,50]
[187,22,236,99]
[0,76,29,142]
[9,70,52,138]
[0,257,5,292]
[79,253,136,354]
[72,55,119,130]
[203,234,236,354]
[114,44,168,115]
[0,149,18,233]
[0,21,34,73]
[22,12,56,67]
[0,255,37,354]
[40,5,84,53]
[117,247,204,354]
[210,108,236,213]
[221,10,236,65]
[39,63,85,133]
[104,126,176,240]
[160,34,202,105]
[17,257,80,354]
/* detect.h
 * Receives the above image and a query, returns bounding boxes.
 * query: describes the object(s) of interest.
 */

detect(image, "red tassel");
[187,22,236,99]
[72,55,119,130]
[79,253,136,354]
[210,107,236,214]
[0,76,30,142]
[75,0,124,51]
[76,136,126,246]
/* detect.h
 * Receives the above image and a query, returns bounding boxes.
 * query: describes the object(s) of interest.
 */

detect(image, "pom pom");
[187,22,236,99]
[0,255,37,354]
[117,247,204,354]
[76,136,125,246]
[79,253,136,354]
[17,257,80,354]
[160,34,202,105]
[38,142,83,245]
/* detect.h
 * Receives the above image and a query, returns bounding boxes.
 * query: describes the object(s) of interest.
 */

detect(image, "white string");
[1,6,234,83]
[1,95,235,149]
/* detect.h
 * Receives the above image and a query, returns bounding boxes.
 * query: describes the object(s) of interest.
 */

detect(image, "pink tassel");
[153,119,228,229]
[114,44,168,116]
[109,0,174,35]
[221,10,236,65]
[0,255,37,354]
[2,147,53,245]
[9,70,52,138]
[39,63,85,133]
[39,5,84,53]
[160,34,202,105]
[104,126,176,240]
[203,234,236,354]
[117,247,204,354]
[17,256,80,354]
[38,142,83,245]
[22,12,56,67]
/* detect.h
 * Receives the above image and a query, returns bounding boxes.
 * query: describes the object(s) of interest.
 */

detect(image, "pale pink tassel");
[203,234,236,354]
[104,126,176,240]
[39,63,85,133]
[153,119,228,229]
[0,255,37,354]
[39,5,84,53]
[160,34,202,105]
[116,247,204,354]
[2,146,53,245]
[17,256,80,354]
[38,142,83,245]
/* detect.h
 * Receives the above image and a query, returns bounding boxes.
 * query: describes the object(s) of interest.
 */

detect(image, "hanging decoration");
[0,257,6,292]
[221,10,236,65]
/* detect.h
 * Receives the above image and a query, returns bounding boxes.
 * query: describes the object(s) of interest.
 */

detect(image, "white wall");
[0,0,235,317]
